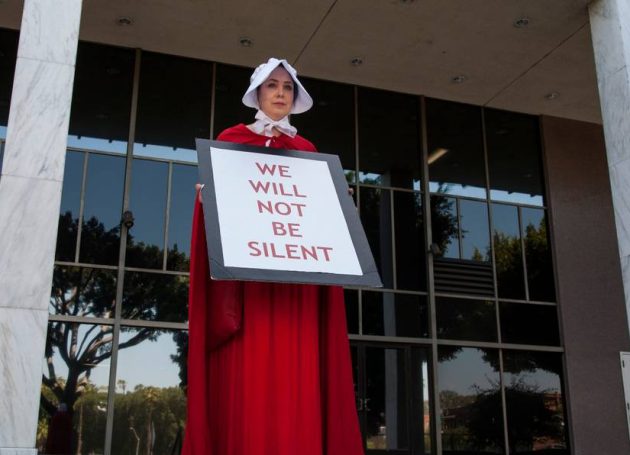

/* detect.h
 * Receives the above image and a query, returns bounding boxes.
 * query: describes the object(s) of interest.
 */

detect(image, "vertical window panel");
[50,266,117,318]
[485,109,545,206]
[79,154,125,265]
[502,351,568,453]
[345,289,359,334]
[0,28,19,139]
[167,164,197,271]
[522,208,556,302]
[112,329,187,455]
[358,87,421,189]
[38,322,112,454]
[394,190,427,291]
[362,291,429,338]
[56,151,85,261]
[67,42,134,153]
[492,203,526,299]
[460,199,490,262]
[426,98,486,198]
[133,52,212,162]
[213,64,252,137]
[126,159,169,269]
[436,297,497,342]
[500,302,560,346]
[122,271,189,322]
[430,195,459,259]
[360,187,394,288]
[438,347,504,454]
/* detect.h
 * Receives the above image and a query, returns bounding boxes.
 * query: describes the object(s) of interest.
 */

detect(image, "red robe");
[183,124,364,455]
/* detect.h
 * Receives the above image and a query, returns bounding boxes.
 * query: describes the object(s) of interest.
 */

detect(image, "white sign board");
[196,139,382,287]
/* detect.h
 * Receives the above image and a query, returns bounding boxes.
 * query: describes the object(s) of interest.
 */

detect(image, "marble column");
[0,1,82,454]
[589,0,630,330]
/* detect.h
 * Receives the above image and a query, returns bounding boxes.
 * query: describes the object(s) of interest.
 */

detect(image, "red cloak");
[183,124,364,455]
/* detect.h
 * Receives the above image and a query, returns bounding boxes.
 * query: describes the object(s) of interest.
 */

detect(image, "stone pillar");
[589,0,630,330]
[0,1,82,454]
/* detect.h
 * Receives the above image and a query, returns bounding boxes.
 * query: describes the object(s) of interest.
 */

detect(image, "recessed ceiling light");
[451,74,467,84]
[239,37,253,47]
[116,16,134,26]
[513,17,530,28]
[545,92,559,100]
[350,57,364,67]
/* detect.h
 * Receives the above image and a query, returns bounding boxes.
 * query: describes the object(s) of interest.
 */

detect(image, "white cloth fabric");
[250,110,297,138]
[242,57,313,114]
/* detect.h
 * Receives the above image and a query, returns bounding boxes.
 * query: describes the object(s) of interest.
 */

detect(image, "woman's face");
[257,66,294,121]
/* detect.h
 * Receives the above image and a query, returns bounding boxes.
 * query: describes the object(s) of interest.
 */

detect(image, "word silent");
[248,241,333,261]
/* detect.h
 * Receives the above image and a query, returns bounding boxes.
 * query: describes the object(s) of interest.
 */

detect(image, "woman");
[183,58,364,455]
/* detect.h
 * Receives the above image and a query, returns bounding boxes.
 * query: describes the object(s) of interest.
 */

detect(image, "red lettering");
[255,162,277,175]
[257,200,273,214]
[288,223,302,237]
[270,243,286,258]
[286,244,300,259]
[278,165,291,177]
[272,221,287,236]
[293,184,307,198]
[301,245,318,260]
[249,180,271,193]
[248,241,262,256]
[318,246,333,261]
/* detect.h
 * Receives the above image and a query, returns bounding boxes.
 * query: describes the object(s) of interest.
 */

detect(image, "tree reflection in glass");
[438,347,504,454]
[436,297,497,342]
[360,187,394,288]
[122,271,189,323]
[522,208,556,302]
[502,351,568,454]
[430,194,459,259]
[112,329,188,455]
[492,203,526,299]
[50,266,116,318]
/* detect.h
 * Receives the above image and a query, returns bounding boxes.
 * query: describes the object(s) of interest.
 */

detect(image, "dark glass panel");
[50,266,116,318]
[292,78,355,181]
[122,271,188,322]
[67,41,134,153]
[492,203,525,299]
[485,108,544,206]
[365,347,410,450]
[38,322,111,454]
[426,98,486,198]
[79,153,125,265]
[213,63,252,137]
[430,195,459,259]
[126,159,168,269]
[360,187,393,288]
[522,208,556,302]
[112,329,187,455]
[394,190,427,291]
[436,297,497,342]
[358,87,421,189]
[345,289,359,334]
[56,151,85,261]
[134,51,212,162]
[500,303,560,346]
[0,28,19,138]
[167,164,197,271]
[362,291,429,337]
[502,351,568,454]
[438,347,504,454]
[460,199,490,262]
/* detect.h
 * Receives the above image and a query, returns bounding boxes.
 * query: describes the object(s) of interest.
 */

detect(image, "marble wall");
[590,0,630,330]
[0,0,82,453]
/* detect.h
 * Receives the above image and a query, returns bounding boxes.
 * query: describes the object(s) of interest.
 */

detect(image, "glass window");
[111,329,187,455]
[133,51,212,162]
[345,289,359,334]
[292,78,356,181]
[122,271,189,323]
[362,291,429,338]
[56,151,85,262]
[522,208,556,302]
[436,297,497,342]
[364,347,431,452]
[126,159,169,269]
[394,190,427,291]
[485,108,545,206]
[79,153,125,265]
[438,347,504,453]
[500,303,560,346]
[492,203,526,299]
[167,163,197,271]
[38,322,112,454]
[426,98,486,198]
[50,266,117,318]
[360,187,393,288]
[67,41,134,153]
[460,199,490,262]
[430,195,459,259]
[213,63,252,137]
[502,351,568,453]
[0,27,19,139]
[358,87,421,189]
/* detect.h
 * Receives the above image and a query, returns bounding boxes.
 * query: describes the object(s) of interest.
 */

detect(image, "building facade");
[1,0,630,454]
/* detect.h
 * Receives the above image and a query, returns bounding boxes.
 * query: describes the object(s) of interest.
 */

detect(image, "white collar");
[250,110,297,138]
